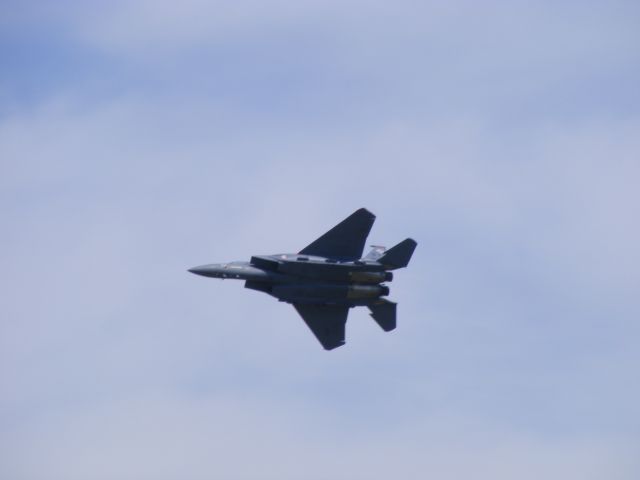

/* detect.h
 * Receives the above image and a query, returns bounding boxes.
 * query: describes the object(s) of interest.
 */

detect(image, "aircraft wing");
[293,304,349,350]
[299,208,375,260]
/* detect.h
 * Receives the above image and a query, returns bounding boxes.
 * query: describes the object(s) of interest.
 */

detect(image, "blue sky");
[1,1,639,479]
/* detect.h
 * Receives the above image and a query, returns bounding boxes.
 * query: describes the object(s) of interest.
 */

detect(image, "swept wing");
[293,304,350,350]
[299,208,375,260]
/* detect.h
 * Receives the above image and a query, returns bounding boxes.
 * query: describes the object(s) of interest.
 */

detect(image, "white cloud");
[1,1,640,478]
[2,392,638,480]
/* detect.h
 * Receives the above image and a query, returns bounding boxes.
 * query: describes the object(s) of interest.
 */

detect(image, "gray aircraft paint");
[189,208,417,350]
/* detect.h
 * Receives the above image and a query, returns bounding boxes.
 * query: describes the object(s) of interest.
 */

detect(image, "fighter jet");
[188,208,417,350]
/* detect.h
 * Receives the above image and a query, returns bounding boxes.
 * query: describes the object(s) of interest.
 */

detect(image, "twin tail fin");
[378,238,417,270]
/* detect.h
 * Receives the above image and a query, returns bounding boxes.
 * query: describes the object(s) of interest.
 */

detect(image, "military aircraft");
[188,208,416,350]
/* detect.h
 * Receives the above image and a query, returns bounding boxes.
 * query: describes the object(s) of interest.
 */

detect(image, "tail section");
[369,299,396,331]
[378,238,417,270]
[364,245,386,261]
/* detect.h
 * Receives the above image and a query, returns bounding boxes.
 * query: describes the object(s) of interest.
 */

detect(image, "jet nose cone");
[188,265,213,277]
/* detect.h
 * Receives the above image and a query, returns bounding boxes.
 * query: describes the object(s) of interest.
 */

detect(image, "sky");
[1,1,639,479]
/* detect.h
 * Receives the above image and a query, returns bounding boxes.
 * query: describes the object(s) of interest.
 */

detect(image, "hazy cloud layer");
[1,1,639,479]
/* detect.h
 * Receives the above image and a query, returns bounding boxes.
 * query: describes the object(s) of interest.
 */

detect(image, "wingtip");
[355,207,375,218]
[323,341,346,351]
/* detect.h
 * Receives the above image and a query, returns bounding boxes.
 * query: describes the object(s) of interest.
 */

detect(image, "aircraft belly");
[271,283,388,304]
[276,259,385,282]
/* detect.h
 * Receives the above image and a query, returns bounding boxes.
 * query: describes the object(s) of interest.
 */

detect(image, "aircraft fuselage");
[188,255,391,306]
[188,208,417,349]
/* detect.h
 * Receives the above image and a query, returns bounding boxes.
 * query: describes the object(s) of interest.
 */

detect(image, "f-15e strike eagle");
[188,208,417,350]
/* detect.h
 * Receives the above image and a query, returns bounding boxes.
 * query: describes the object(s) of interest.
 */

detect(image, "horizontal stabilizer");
[368,299,396,331]
[378,238,417,270]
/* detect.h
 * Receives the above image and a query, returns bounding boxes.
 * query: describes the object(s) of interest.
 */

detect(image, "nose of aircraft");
[188,264,219,277]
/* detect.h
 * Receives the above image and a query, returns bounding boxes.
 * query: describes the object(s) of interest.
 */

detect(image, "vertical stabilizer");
[364,245,386,261]
[378,238,417,270]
